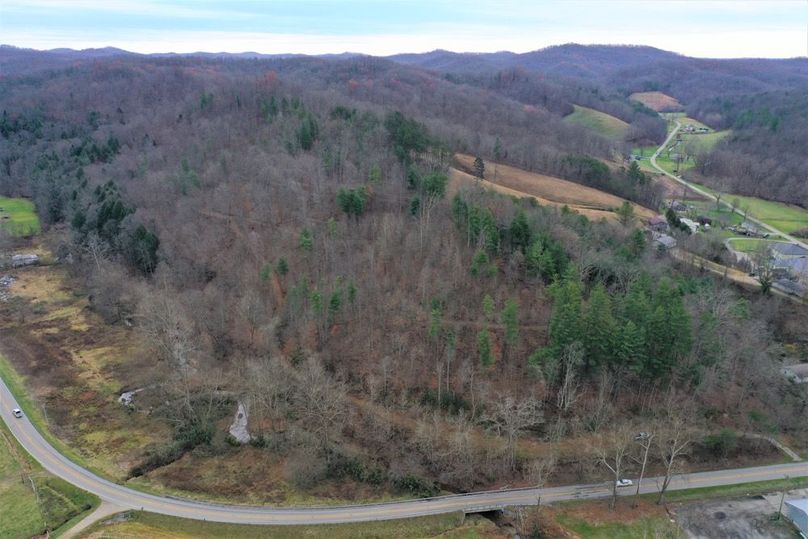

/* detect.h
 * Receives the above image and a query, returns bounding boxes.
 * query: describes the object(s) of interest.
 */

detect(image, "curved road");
[651,119,808,251]
[2,376,807,526]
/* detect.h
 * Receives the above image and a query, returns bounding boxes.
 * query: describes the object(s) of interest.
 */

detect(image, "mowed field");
[452,154,655,222]
[564,105,629,140]
[0,420,97,538]
[629,91,682,112]
[0,196,40,236]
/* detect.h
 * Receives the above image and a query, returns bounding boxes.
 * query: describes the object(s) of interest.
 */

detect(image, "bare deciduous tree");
[593,424,633,509]
[556,342,583,414]
[482,393,544,470]
[656,399,695,504]
[291,357,348,449]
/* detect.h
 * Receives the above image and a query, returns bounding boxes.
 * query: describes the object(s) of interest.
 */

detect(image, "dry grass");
[0,258,170,480]
[630,91,682,112]
[452,154,654,222]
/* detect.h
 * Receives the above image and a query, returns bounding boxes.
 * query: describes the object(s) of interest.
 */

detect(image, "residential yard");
[723,194,808,234]
[726,238,789,253]
[564,104,629,141]
[78,511,503,539]
[0,420,98,539]
[0,196,40,236]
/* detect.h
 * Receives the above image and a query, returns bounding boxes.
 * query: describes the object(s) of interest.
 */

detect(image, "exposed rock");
[229,400,251,443]
[0,274,15,301]
[11,254,38,268]
[118,387,145,407]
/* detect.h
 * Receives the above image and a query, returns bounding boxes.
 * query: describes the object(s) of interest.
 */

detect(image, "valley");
[0,36,807,538]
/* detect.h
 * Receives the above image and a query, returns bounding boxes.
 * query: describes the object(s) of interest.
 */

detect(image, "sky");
[1,0,806,58]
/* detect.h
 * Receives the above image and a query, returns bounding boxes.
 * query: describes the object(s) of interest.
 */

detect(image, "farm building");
[785,498,808,534]
[652,232,677,250]
[667,200,688,213]
[781,363,808,384]
[679,218,699,234]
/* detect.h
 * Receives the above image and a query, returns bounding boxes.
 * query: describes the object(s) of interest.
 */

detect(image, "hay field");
[452,154,655,222]
[629,91,682,112]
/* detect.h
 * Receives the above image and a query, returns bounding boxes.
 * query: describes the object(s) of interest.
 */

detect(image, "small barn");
[785,498,808,535]
[652,232,677,251]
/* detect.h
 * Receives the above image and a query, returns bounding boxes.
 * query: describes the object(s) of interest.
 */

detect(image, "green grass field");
[556,513,682,539]
[0,197,40,236]
[79,511,498,539]
[565,105,630,141]
[726,238,789,254]
[724,194,808,234]
[0,420,98,539]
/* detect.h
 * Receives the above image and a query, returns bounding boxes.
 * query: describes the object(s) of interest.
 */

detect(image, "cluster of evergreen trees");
[538,272,692,381]
[451,197,567,282]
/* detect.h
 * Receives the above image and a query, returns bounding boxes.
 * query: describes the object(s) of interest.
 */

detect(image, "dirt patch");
[656,174,708,201]
[451,154,654,222]
[630,91,683,112]
[672,493,803,539]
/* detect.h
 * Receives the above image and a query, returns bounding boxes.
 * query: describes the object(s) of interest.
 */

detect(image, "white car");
[12,408,23,418]
[616,479,633,487]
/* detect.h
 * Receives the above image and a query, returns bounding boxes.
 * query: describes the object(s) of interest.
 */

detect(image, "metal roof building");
[785,498,808,534]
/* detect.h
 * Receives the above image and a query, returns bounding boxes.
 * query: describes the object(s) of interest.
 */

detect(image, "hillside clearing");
[564,104,629,140]
[453,154,654,222]
[629,91,682,111]
[0,196,40,236]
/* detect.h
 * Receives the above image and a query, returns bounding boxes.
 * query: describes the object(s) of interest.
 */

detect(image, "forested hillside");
[389,45,808,208]
[0,48,805,501]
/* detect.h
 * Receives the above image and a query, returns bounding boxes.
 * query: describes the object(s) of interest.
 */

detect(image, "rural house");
[652,232,677,250]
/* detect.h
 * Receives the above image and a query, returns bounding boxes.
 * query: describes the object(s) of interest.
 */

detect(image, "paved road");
[650,119,808,251]
[2,376,807,526]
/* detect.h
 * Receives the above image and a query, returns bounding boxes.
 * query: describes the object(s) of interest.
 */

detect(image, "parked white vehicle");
[616,479,633,487]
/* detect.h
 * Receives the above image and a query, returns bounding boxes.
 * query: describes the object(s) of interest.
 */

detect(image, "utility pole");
[778,475,790,520]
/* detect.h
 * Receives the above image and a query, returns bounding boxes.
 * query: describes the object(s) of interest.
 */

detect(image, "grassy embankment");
[78,511,497,539]
[564,105,629,141]
[0,196,40,236]
[0,420,98,539]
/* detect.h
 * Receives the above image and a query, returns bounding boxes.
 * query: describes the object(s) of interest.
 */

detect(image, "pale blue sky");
[1,1,806,58]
